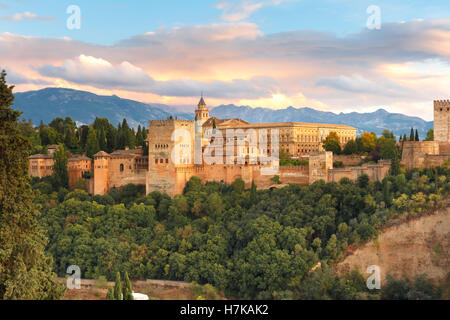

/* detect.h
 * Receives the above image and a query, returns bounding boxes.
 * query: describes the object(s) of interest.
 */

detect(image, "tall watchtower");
[434,100,450,142]
[195,95,210,126]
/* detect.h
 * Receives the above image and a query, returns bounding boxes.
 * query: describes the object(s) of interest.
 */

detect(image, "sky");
[1,0,450,120]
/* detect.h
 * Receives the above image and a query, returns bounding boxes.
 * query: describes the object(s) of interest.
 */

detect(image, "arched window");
[120,164,124,172]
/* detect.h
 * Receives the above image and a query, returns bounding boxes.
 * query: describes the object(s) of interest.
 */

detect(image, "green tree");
[410,128,415,142]
[86,127,100,158]
[0,70,65,300]
[122,271,134,300]
[343,139,358,155]
[425,129,434,141]
[106,287,114,300]
[113,272,122,300]
[52,144,69,189]
[322,132,341,154]
[415,129,419,142]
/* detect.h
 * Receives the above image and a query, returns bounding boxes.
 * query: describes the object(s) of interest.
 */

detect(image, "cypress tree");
[415,129,419,142]
[113,272,122,300]
[0,70,65,299]
[410,128,415,141]
[106,287,114,300]
[122,271,134,300]
[98,127,107,151]
[52,144,69,189]
[86,127,100,158]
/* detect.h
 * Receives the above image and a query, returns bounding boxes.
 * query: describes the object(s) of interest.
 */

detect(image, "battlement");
[434,100,450,109]
[149,119,193,127]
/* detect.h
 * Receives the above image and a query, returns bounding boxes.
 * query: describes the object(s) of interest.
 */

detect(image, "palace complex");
[29,98,450,197]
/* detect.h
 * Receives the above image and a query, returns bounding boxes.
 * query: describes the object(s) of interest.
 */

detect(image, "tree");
[0,70,65,299]
[113,272,122,300]
[52,144,69,189]
[86,127,100,158]
[415,129,419,142]
[322,132,341,154]
[425,129,434,141]
[360,132,377,153]
[410,128,415,142]
[343,139,358,155]
[106,287,114,300]
[122,271,134,300]
[390,148,401,176]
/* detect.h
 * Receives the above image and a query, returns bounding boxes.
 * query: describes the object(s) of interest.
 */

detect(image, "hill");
[13,87,432,136]
[336,197,450,284]
[211,105,433,137]
[13,88,193,128]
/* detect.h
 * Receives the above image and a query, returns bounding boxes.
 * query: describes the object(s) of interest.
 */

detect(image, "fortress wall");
[68,159,92,189]
[423,154,450,168]
[401,141,440,170]
[439,142,450,154]
[328,161,391,183]
[333,155,363,166]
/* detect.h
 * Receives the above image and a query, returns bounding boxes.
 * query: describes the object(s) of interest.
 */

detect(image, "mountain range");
[13,87,433,137]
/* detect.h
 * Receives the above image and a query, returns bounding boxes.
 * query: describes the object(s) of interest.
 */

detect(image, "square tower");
[146,119,195,196]
[434,100,450,142]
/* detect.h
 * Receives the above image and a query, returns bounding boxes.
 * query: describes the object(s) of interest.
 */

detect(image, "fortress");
[30,97,450,197]
[401,100,450,169]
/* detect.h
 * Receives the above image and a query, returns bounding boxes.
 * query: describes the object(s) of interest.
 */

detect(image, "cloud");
[215,0,288,21]
[1,67,51,85]
[0,11,54,22]
[2,18,450,119]
[38,55,278,99]
[316,74,413,97]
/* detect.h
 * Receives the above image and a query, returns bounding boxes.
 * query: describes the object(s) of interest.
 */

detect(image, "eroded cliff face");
[336,199,450,284]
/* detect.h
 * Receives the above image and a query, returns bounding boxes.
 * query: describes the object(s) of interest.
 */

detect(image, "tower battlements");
[434,100,450,109]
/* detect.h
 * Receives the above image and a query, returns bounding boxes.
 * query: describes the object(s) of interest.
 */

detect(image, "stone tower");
[93,151,110,195]
[195,95,210,126]
[434,100,450,142]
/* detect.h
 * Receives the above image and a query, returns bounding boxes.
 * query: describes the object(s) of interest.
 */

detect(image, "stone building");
[401,100,450,169]
[145,97,357,197]
[31,96,387,197]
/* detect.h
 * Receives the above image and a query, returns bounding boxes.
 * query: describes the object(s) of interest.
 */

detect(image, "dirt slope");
[336,200,450,283]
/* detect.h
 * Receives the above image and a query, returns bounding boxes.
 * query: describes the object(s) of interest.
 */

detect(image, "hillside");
[13,88,193,128]
[211,105,433,137]
[14,87,432,136]
[336,198,450,284]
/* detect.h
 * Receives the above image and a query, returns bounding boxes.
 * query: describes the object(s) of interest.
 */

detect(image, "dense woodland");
[18,117,149,157]
[32,166,450,299]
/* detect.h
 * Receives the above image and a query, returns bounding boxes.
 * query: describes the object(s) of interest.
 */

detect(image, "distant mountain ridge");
[13,88,193,128]
[13,87,432,137]
[211,105,433,137]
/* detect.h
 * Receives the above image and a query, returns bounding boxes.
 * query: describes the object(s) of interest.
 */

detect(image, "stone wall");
[401,141,440,170]
[328,160,391,183]
[309,152,333,184]
[334,155,363,166]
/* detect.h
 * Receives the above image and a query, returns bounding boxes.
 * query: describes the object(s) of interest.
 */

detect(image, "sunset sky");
[1,0,450,120]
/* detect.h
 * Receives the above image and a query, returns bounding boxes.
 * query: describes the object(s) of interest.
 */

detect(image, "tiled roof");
[68,155,92,162]
[93,151,111,157]
[29,154,53,159]
[217,122,357,130]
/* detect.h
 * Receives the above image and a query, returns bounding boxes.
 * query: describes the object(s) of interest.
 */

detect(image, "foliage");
[0,70,65,300]
[33,160,450,299]
[381,274,442,300]
[322,132,341,154]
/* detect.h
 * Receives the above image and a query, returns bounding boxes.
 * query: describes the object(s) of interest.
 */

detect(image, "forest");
[32,166,450,299]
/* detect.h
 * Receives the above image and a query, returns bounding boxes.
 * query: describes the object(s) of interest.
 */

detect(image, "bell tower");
[195,94,210,126]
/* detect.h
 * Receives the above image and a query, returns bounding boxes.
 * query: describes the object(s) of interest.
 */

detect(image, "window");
[120,164,124,172]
